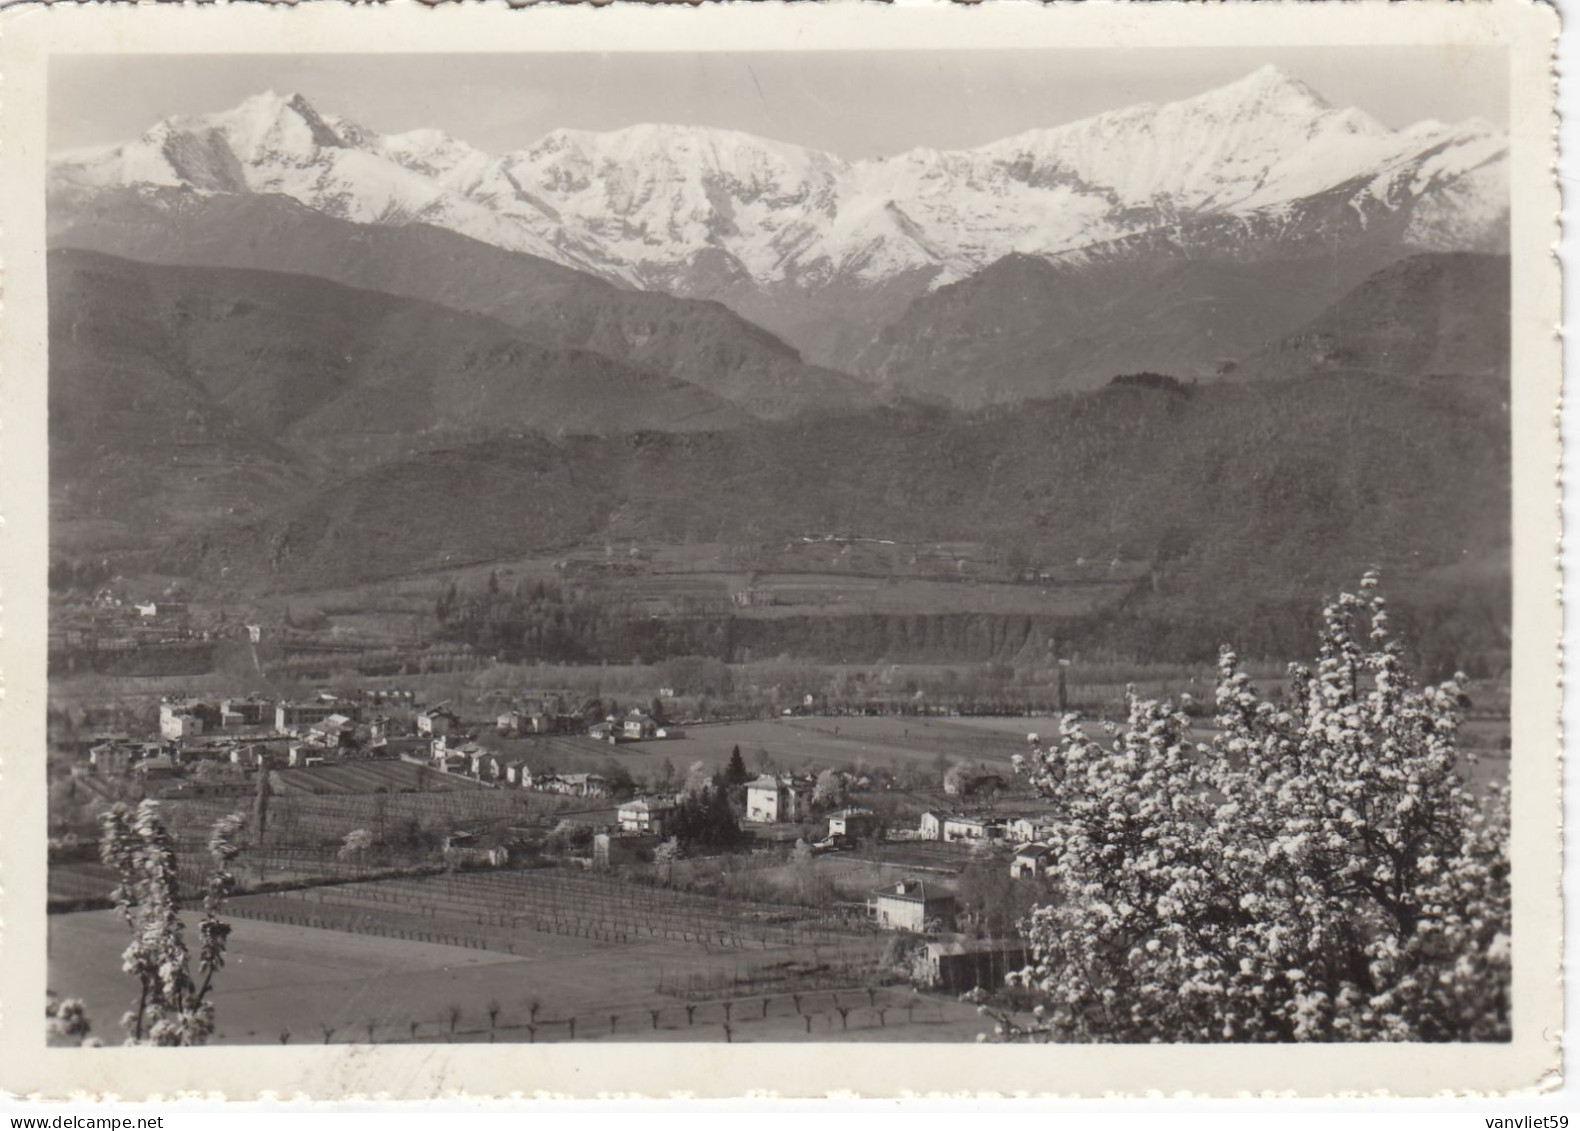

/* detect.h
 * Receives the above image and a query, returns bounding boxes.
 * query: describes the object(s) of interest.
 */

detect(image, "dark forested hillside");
[50,189,878,421]
[159,373,1508,668]
[858,251,1507,407]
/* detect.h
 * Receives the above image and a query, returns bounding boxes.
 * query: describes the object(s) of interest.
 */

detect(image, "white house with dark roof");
[745,774,811,823]
[871,879,956,933]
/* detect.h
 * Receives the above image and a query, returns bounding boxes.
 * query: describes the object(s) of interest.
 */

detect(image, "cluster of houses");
[427,734,622,798]
[910,809,1062,880]
[76,686,706,804]
[586,708,679,743]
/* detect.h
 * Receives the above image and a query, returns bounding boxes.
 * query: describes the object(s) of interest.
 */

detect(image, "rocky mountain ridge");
[51,66,1508,367]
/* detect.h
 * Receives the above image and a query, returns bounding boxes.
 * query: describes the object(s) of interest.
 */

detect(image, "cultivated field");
[49,865,984,1045]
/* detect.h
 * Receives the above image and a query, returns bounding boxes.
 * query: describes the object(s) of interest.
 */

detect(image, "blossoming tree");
[98,799,247,1045]
[993,574,1510,1043]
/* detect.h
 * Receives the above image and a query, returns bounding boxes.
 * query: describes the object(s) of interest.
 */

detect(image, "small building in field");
[276,699,350,733]
[219,697,272,729]
[827,807,882,842]
[1005,815,1057,844]
[160,699,217,740]
[287,743,327,768]
[88,741,136,775]
[942,814,1006,843]
[417,705,461,737]
[915,937,1030,992]
[132,752,182,778]
[871,879,956,933]
[160,711,204,742]
[1010,842,1057,879]
[622,710,659,741]
[618,796,677,837]
[503,761,532,786]
[745,774,811,824]
[593,832,660,868]
[918,811,945,841]
[536,772,612,798]
[310,713,355,745]
[495,706,547,734]
[228,742,277,769]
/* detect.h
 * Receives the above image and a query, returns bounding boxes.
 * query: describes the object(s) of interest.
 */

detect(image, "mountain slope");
[1242,252,1510,381]
[49,67,1508,369]
[49,190,877,420]
[48,249,758,550]
[51,248,752,443]
[165,377,1508,627]
[857,253,1394,405]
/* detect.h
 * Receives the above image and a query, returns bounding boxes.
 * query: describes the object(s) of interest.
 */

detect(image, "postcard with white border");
[0,0,1562,1099]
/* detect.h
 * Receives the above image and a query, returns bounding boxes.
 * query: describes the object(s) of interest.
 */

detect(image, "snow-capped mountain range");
[51,65,1507,366]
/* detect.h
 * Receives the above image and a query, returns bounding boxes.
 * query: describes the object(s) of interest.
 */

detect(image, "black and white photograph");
[3,0,1562,1099]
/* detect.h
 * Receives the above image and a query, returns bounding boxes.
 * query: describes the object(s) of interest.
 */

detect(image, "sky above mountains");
[51,47,1506,160]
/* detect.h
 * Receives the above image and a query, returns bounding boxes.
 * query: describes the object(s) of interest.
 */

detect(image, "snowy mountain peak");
[190,88,366,164]
[1215,63,1332,114]
[50,66,1508,350]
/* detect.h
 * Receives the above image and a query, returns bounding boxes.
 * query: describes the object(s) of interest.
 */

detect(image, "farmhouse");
[827,807,881,842]
[417,705,461,736]
[132,752,181,778]
[496,702,558,734]
[287,743,330,768]
[537,772,613,798]
[219,696,272,729]
[228,742,279,769]
[942,814,1006,843]
[871,879,956,933]
[1010,843,1057,879]
[918,811,945,840]
[618,796,677,837]
[1005,815,1057,844]
[88,741,141,775]
[745,774,812,824]
[276,699,350,733]
[309,713,355,745]
[622,710,659,741]
[159,710,204,742]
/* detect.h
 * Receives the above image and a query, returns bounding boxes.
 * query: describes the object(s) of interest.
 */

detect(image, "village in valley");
[39,48,1519,1056]
[49,650,1077,1044]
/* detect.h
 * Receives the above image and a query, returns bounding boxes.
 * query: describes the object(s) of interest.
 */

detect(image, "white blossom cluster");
[96,799,246,1046]
[999,574,1510,1043]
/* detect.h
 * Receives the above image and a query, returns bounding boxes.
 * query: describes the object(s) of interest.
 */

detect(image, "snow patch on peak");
[1214,63,1332,113]
[50,68,1509,305]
